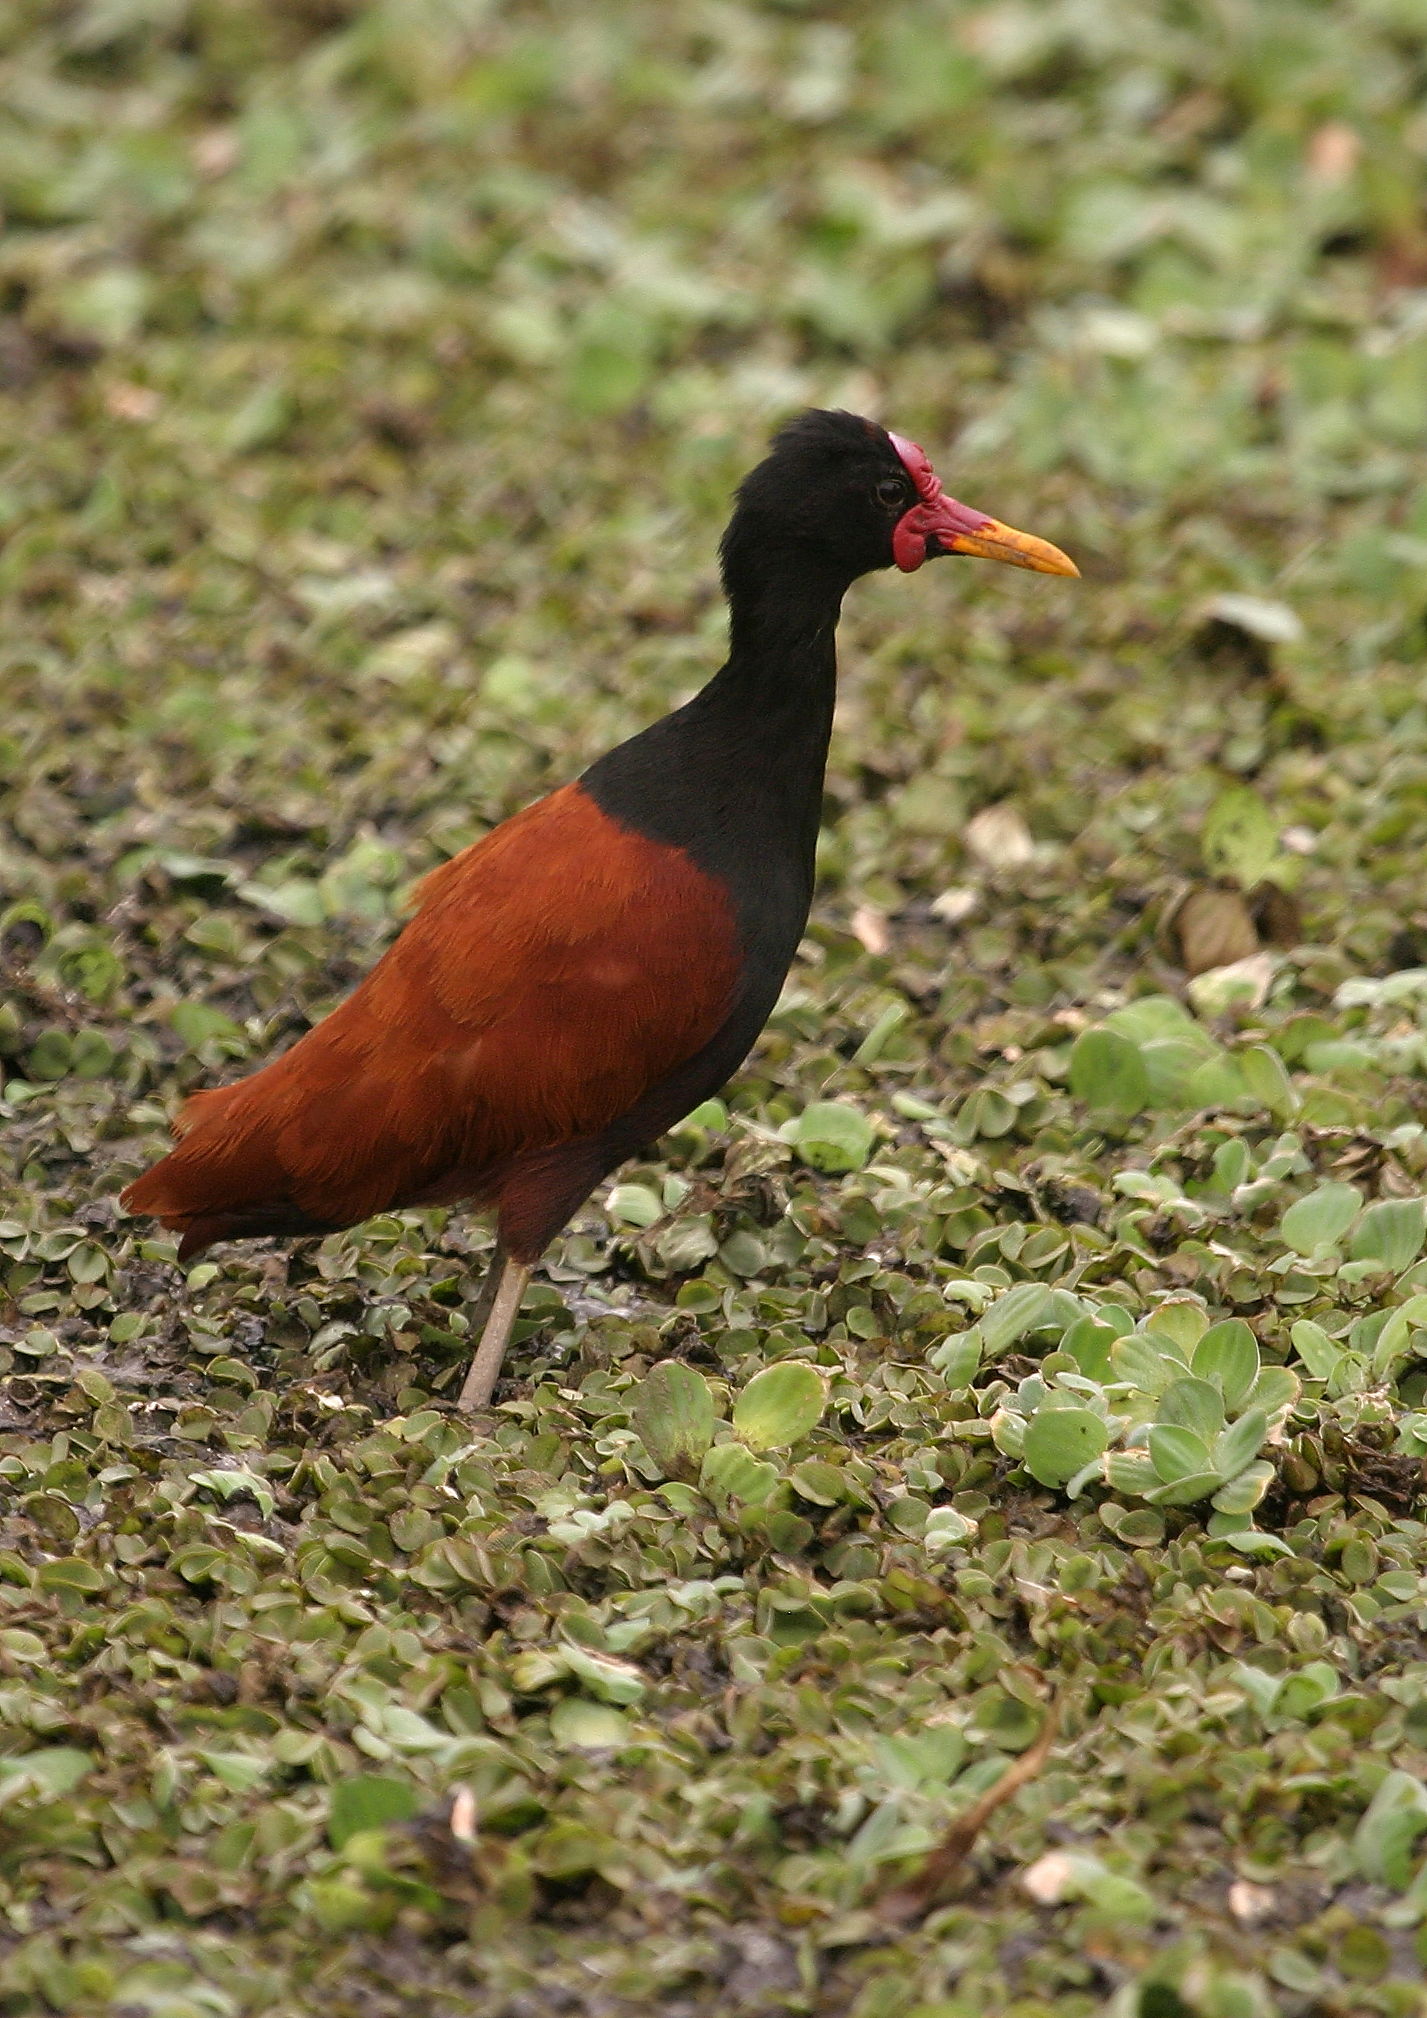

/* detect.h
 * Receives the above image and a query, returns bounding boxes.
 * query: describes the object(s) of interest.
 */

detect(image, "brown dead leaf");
[1378,231,1427,291]
[1248,880,1303,948]
[1170,886,1260,975]
[1155,89,1223,144]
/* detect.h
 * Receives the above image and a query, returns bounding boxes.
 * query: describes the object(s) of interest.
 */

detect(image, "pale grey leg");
[463,1239,506,1338]
[457,1254,533,1412]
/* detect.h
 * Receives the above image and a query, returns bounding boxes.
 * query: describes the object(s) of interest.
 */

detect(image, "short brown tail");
[120,1068,332,1258]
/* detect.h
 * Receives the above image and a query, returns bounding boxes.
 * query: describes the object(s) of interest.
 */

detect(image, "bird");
[121,410,1078,1410]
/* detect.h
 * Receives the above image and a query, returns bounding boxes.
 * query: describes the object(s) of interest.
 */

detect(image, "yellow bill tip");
[948,517,1080,578]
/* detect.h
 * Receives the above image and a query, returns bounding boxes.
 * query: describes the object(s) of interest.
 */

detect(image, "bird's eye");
[876,477,908,510]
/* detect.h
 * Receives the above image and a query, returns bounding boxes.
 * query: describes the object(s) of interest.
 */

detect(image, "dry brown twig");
[874,1698,1062,1926]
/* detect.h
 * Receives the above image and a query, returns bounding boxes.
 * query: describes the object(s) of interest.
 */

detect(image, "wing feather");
[122,785,742,1251]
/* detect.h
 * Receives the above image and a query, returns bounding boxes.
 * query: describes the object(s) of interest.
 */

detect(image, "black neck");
[681,556,845,793]
[721,543,850,674]
[579,537,853,965]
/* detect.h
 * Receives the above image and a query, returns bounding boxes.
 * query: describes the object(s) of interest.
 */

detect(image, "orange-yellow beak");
[886,431,1079,578]
[938,514,1080,577]
[892,488,1079,577]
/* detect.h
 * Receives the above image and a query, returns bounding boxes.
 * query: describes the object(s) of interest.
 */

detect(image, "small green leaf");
[55,266,151,344]
[1189,966,1269,1028]
[631,1361,716,1479]
[732,1362,826,1451]
[674,1098,728,1133]
[1021,1407,1108,1489]
[1104,1450,1160,1494]
[549,1699,629,1749]
[990,1408,1026,1460]
[1202,785,1279,887]
[956,1087,1017,1139]
[1101,995,1200,1045]
[1350,1198,1427,1272]
[981,1282,1056,1354]
[27,1031,73,1081]
[1159,1376,1225,1438]
[328,1776,421,1850]
[170,1001,246,1052]
[1239,1044,1298,1119]
[1370,1293,1427,1375]
[1279,1182,1363,1254]
[69,1029,116,1080]
[606,1183,663,1228]
[1081,1870,1156,1924]
[560,1646,646,1704]
[853,999,909,1065]
[1355,1771,1427,1888]
[0,1630,45,1663]
[930,1332,982,1386]
[1233,1664,1283,1716]
[1185,1051,1252,1105]
[1220,1527,1294,1556]
[224,382,292,454]
[1143,1298,1208,1353]
[1061,1316,1117,1381]
[1068,1028,1149,1120]
[923,1505,978,1548]
[35,1557,106,1593]
[1191,1319,1260,1408]
[1098,1504,1165,1545]
[190,1467,276,1520]
[1245,1366,1300,1416]
[566,316,654,415]
[1213,1408,1270,1478]
[1148,1422,1213,1483]
[198,1748,270,1793]
[237,877,326,926]
[304,1875,383,1932]
[1144,1468,1224,1507]
[653,1215,719,1272]
[1274,1663,1338,1720]
[788,1459,852,1506]
[699,1442,780,1506]
[0,1747,93,1797]
[1110,1332,1183,1394]
[791,1100,874,1173]
[1290,1318,1346,1381]
[1212,1474,1267,1521]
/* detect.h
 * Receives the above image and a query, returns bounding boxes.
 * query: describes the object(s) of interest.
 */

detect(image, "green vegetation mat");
[8,1,1427,2012]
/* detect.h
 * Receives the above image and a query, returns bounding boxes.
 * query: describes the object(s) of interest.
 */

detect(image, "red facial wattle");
[888,431,995,573]
[886,430,1080,579]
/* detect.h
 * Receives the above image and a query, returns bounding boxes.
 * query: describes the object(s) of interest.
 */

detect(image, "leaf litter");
[7,1,1427,2014]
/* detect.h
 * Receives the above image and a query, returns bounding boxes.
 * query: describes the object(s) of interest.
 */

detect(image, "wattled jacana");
[121,411,1077,1409]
